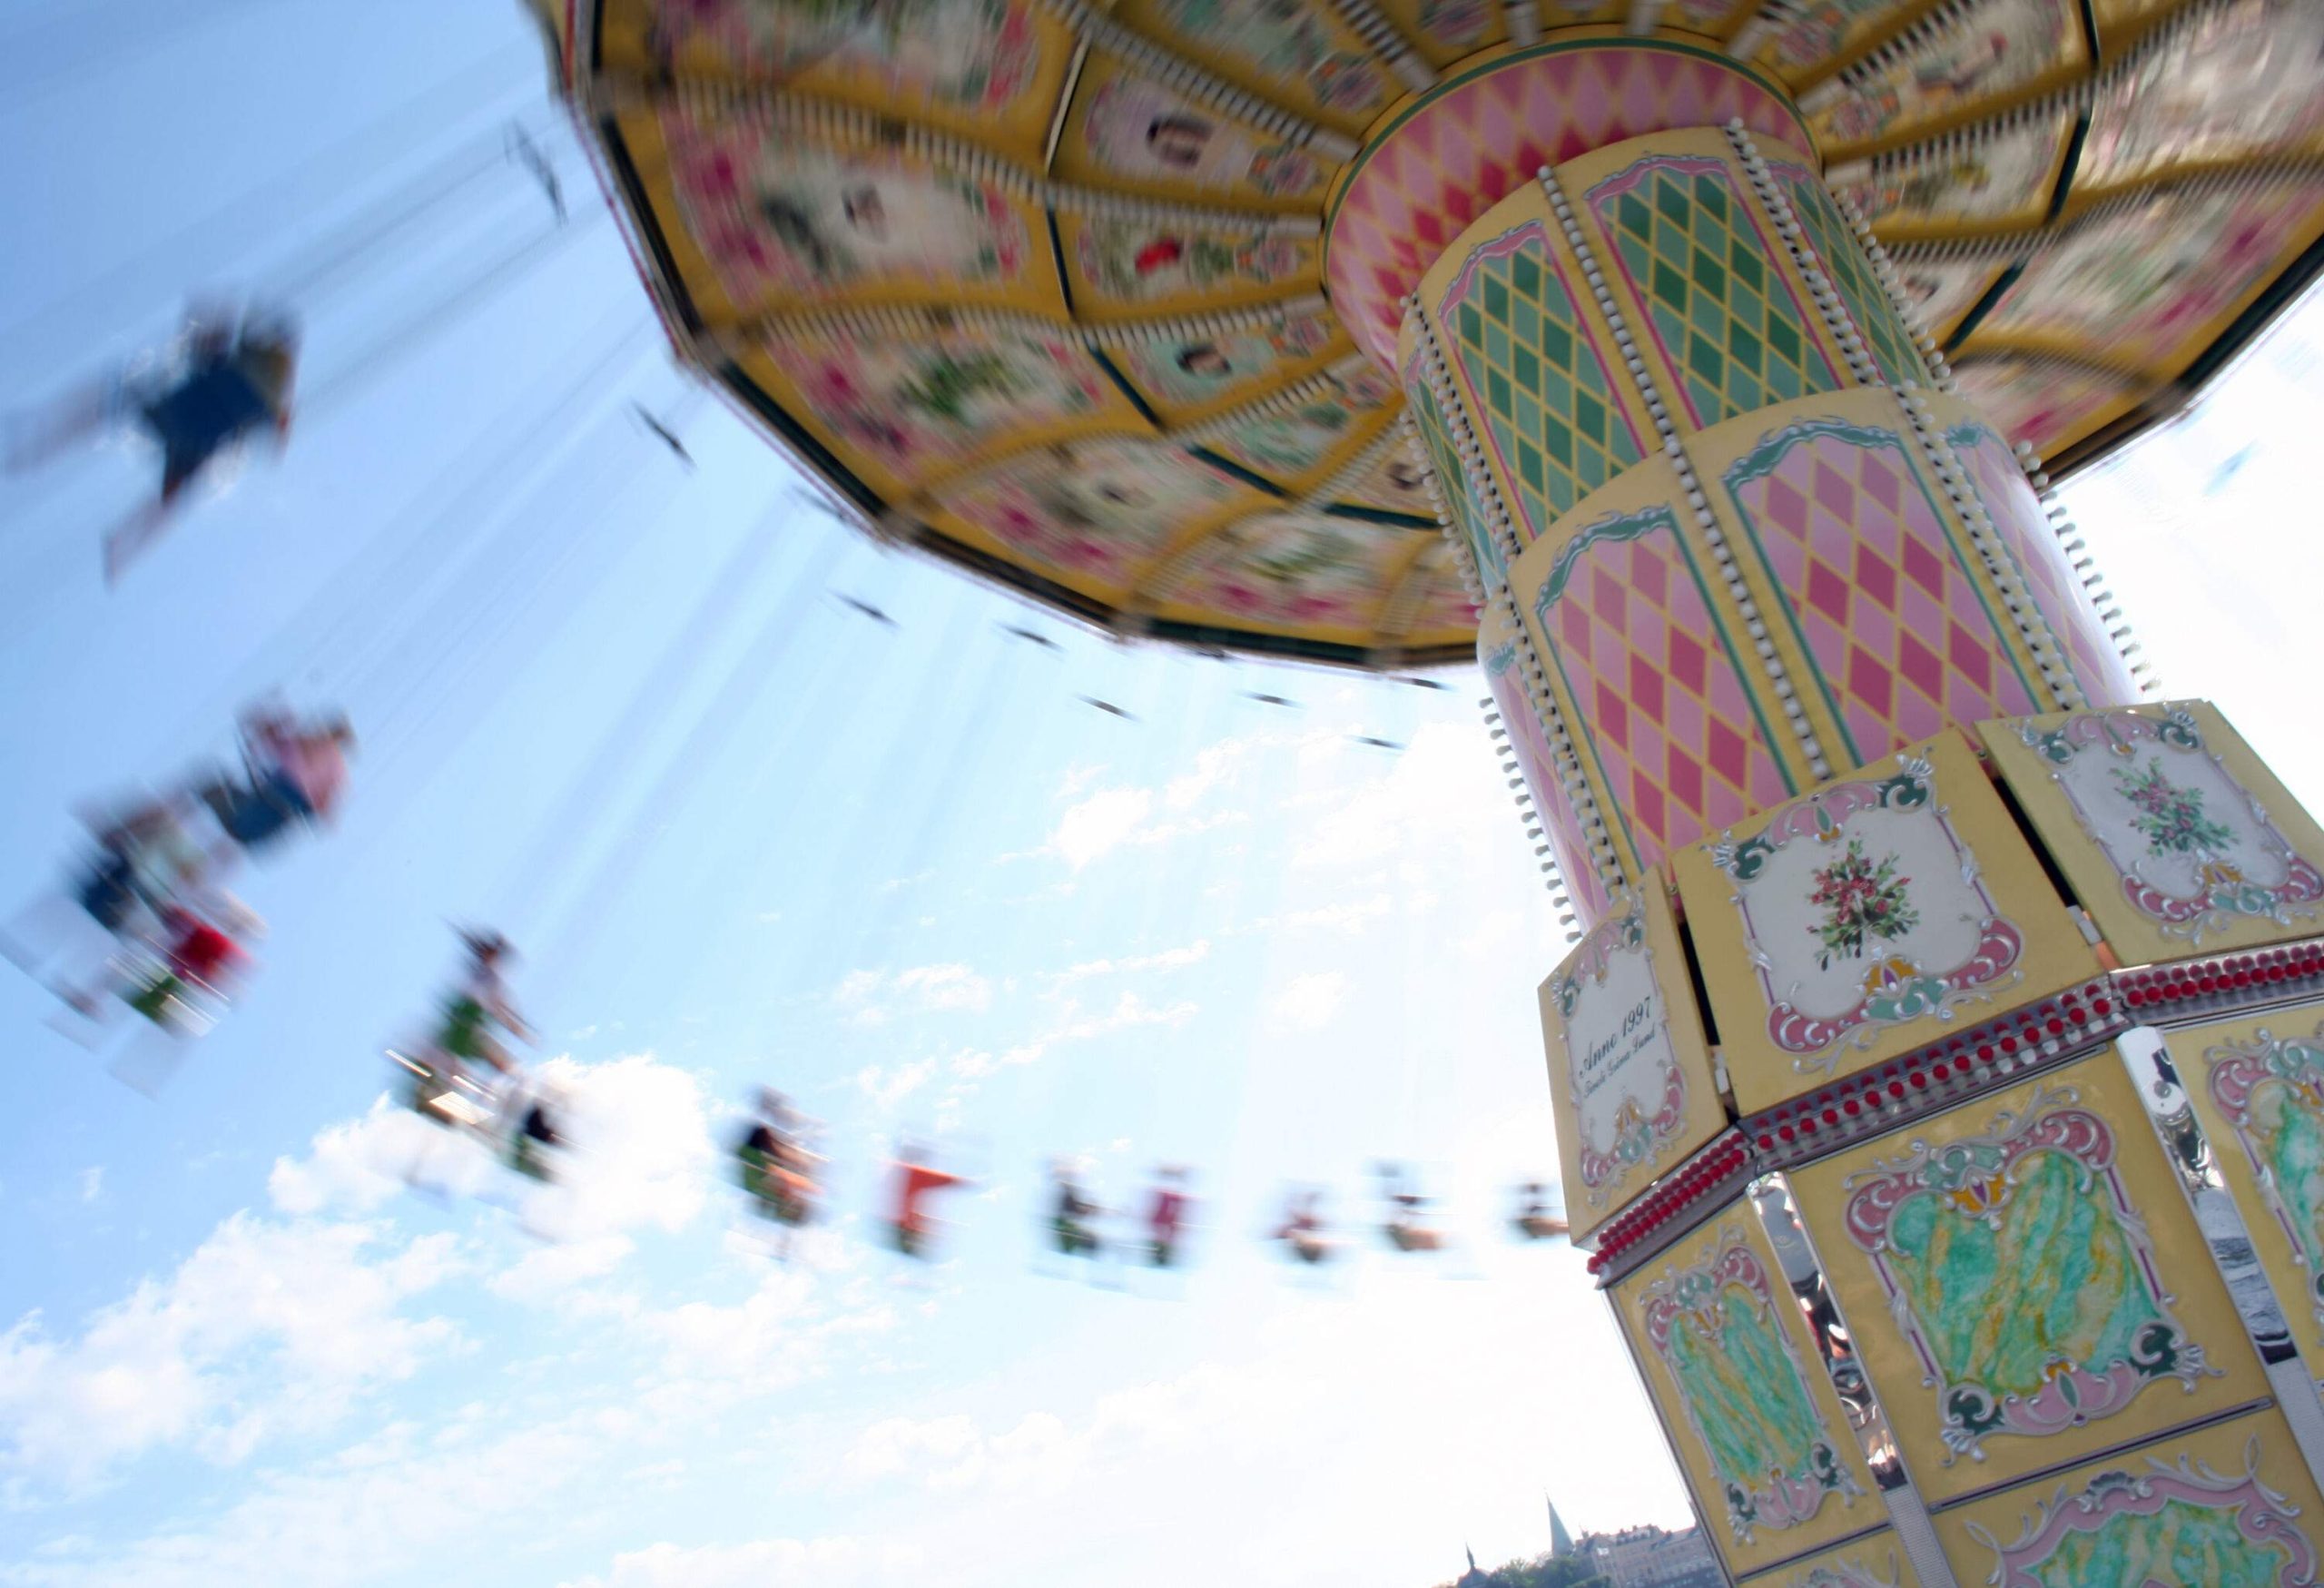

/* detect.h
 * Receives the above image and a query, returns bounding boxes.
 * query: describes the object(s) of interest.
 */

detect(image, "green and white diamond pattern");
[1444,224,1643,540]
[1590,160,1840,429]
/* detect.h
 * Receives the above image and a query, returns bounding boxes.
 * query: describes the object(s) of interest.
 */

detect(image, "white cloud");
[1235,896,1392,937]
[854,1058,936,1111]
[995,991,1198,1070]
[1050,786,1153,869]
[1295,721,1511,874]
[270,1054,715,1274]
[1043,940,1210,987]
[487,1235,635,1304]
[520,1054,717,1247]
[0,1216,463,1486]
[565,1536,925,1588]
[834,962,994,1024]
[1270,972,1347,1031]
[75,1169,102,1205]
[267,1098,489,1217]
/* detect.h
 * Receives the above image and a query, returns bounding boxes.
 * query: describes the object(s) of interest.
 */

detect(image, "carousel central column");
[1343,37,2324,1588]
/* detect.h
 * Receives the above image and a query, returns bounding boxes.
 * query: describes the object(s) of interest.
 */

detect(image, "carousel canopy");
[531,0,2324,667]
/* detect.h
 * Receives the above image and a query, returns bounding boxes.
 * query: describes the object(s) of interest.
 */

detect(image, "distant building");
[1570,1523,1723,1588]
[1456,1545,1490,1588]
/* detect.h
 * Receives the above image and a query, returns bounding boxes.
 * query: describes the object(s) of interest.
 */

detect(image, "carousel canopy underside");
[534,0,2324,668]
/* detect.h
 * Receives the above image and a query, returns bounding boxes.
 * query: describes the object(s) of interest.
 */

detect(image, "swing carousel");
[529,2,2324,1583]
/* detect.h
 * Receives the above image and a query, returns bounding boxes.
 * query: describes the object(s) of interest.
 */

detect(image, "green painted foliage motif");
[2254,1084,2324,1307]
[1886,1149,2167,1406]
[2020,1495,2289,1588]
[1666,1285,1831,1505]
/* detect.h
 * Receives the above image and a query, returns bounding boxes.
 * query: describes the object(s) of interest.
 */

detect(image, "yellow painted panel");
[1098,311,1350,427]
[593,0,1076,169]
[729,322,1147,502]
[1541,885,1728,1243]
[1364,0,1508,68]
[1980,700,2324,964]
[1675,731,2100,1113]
[1787,1049,2273,1507]
[1053,213,1321,323]
[2166,1007,2324,1386]
[610,104,1066,327]
[914,435,1270,607]
[1049,53,1338,217]
[1931,1406,2324,1586]
[1610,1205,1886,1579]
[1740,1529,1923,1587]
[1108,0,1401,137]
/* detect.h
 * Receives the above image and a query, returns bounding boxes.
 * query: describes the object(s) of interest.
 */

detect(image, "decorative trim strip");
[1589,934,2324,1283]
[1326,0,1437,94]
[1891,388,2085,708]
[1727,122,1882,388]
[1073,293,1334,345]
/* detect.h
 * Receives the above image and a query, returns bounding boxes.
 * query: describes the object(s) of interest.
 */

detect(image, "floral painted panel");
[604,0,1060,152]
[1946,357,2145,458]
[1984,182,2324,372]
[1326,440,1437,521]
[1065,217,1315,313]
[2203,1031,2324,1335]
[1200,366,1397,485]
[1814,0,2082,153]
[1837,114,2069,232]
[1403,559,1482,640]
[2015,707,2324,943]
[1131,0,1393,124]
[1546,898,1693,1216]
[1760,0,1916,74]
[2080,0,2324,193]
[1842,1085,2214,1463]
[1640,1229,1865,1542]
[756,325,1118,485]
[1160,511,1423,634]
[1068,63,1329,202]
[1890,258,2005,343]
[1103,311,1340,417]
[1962,1438,2319,1588]
[1482,603,1610,922]
[940,437,1252,593]
[1707,753,2023,1064]
[664,117,1037,310]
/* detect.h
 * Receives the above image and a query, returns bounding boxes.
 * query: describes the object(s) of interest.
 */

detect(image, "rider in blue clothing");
[5,306,300,582]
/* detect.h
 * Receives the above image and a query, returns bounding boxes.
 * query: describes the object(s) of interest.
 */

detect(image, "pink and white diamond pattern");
[1727,427,2040,768]
[1326,44,1809,368]
[1536,507,1789,873]
[1945,419,2139,708]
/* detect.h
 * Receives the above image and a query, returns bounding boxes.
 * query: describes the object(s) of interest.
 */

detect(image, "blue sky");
[0,4,2319,1585]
